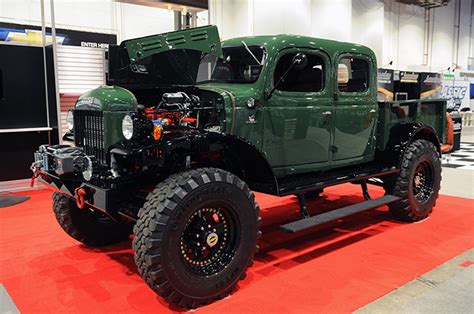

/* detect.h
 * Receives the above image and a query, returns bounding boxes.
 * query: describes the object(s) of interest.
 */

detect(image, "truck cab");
[209,36,379,176]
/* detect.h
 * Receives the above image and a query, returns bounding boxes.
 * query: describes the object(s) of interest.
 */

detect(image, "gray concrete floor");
[399,267,474,313]
[440,167,474,199]
[356,250,474,314]
[0,284,19,314]
[461,126,474,143]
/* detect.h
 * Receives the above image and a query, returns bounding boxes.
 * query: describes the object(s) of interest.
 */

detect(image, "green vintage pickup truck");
[31,25,445,308]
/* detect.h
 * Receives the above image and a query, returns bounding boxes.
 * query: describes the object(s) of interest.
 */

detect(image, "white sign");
[440,80,471,111]
[81,42,109,49]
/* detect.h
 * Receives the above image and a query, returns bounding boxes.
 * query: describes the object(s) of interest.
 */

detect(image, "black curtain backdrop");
[0,45,58,181]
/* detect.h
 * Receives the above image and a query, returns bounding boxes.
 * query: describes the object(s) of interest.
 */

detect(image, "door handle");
[322,111,332,116]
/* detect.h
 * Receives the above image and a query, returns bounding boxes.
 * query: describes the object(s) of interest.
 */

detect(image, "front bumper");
[32,145,122,214]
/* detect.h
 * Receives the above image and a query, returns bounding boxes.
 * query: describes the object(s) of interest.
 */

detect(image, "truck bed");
[376,99,446,151]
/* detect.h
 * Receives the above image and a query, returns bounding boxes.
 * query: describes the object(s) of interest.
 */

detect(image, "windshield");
[197,45,266,84]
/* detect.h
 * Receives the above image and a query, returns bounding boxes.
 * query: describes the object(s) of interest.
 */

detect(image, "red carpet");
[0,184,472,313]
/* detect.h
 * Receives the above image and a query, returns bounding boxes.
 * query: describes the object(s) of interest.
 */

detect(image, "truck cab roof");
[222,34,377,64]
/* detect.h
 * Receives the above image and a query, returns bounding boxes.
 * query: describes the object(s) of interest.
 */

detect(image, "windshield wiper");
[241,41,263,66]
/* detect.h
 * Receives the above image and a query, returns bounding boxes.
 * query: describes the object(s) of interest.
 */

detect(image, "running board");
[280,195,400,233]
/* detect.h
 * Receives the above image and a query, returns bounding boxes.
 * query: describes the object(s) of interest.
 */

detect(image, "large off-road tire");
[52,192,132,247]
[383,139,441,222]
[133,168,260,308]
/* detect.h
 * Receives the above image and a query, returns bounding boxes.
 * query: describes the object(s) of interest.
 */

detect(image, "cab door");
[332,54,377,165]
[262,49,333,177]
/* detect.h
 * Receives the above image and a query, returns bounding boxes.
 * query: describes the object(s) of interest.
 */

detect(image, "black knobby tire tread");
[384,139,441,222]
[52,192,131,247]
[132,167,261,308]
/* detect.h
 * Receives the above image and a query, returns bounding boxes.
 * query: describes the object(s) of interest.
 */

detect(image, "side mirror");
[292,53,307,70]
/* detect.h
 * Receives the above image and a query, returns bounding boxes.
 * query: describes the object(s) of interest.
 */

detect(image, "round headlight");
[66,110,74,130]
[122,115,134,140]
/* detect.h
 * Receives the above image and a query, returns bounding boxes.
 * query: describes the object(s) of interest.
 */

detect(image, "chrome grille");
[73,110,106,165]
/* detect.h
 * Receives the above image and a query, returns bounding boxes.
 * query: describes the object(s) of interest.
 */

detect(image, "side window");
[274,53,325,92]
[337,57,369,93]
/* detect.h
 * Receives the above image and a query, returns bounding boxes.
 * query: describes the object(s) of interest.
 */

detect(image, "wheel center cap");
[415,175,422,187]
[206,232,219,247]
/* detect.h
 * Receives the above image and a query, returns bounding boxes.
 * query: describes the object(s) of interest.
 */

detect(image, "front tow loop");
[29,162,42,187]
[74,187,88,209]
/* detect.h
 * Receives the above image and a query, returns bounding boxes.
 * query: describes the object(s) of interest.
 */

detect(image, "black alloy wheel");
[412,160,435,203]
[383,139,441,221]
[133,167,261,308]
[180,206,238,276]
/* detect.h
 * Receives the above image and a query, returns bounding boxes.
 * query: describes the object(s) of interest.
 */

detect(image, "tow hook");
[30,169,39,188]
[29,161,41,187]
[75,187,88,209]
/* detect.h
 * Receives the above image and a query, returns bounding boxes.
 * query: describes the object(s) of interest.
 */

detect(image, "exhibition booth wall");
[3,0,472,72]
[209,0,473,72]
[0,0,208,42]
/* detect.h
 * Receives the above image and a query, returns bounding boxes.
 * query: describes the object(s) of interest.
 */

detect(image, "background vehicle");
[31,25,445,308]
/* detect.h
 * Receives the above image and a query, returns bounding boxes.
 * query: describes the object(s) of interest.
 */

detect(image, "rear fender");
[377,122,441,167]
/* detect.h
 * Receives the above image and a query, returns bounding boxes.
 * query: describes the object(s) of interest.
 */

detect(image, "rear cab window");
[337,57,370,93]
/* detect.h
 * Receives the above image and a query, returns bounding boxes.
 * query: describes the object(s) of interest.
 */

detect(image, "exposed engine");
[105,89,225,180]
[140,91,219,131]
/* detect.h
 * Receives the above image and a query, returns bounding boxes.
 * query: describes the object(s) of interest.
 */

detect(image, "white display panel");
[57,45,105,95]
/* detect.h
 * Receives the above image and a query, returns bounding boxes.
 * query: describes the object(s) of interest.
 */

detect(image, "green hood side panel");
[198,83,265,149]
[123,25,223,63]
[76,86,137,112]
